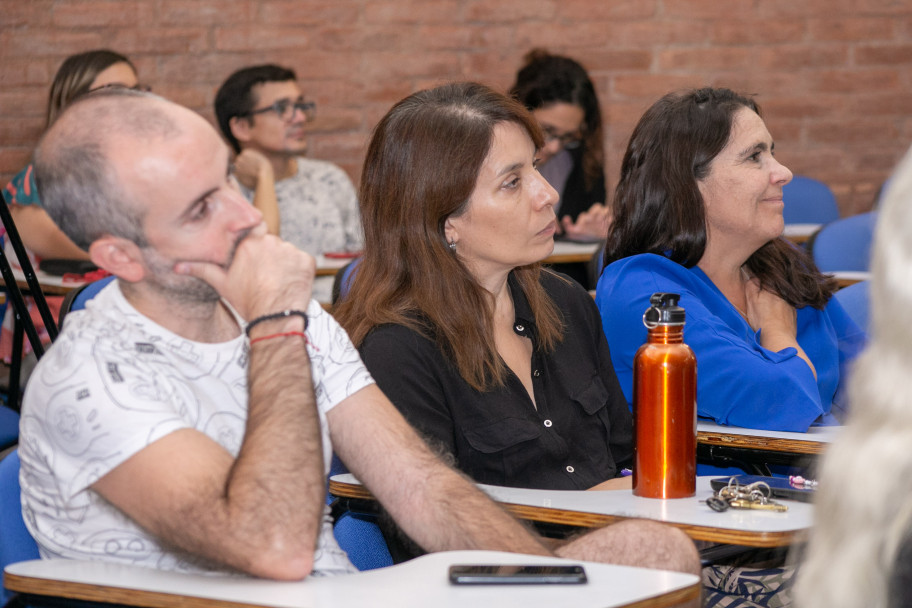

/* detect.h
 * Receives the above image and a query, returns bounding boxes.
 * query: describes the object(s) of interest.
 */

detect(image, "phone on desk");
[710,475,816,502]
[448,564,588,585]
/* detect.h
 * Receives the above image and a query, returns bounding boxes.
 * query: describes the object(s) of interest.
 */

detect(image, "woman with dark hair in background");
[510,49,610,241]
[1,49,142,362]
[596,87,865,431]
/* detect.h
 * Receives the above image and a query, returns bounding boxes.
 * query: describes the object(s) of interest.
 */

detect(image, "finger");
[173,260,228,290]
[249,221,269,238]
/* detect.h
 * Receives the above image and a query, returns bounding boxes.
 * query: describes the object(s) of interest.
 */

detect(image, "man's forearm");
[403,465,552,556]
[331,389,551,559]
[227,324,325,576]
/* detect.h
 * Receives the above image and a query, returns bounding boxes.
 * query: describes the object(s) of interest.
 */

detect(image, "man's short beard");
[139,228,251,304]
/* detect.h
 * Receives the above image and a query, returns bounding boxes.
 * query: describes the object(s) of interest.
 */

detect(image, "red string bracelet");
[249,331,308,345]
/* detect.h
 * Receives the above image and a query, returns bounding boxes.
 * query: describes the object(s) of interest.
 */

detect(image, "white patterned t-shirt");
[239,157,363,256]
[19,280,374,576]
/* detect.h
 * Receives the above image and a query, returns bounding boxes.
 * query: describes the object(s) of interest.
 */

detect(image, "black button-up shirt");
[360,271,633,490]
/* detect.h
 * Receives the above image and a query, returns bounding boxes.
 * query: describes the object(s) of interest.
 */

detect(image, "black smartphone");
[710,474,816,502]
[448,564,588,585]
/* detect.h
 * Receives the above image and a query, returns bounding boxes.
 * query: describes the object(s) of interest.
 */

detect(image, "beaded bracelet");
[245,309,308,337]
[249,331,308,345]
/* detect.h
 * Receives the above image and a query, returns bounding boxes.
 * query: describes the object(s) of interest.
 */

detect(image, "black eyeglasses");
[542,126,583,150]
[89,82,152,93]
[243,98,316,122]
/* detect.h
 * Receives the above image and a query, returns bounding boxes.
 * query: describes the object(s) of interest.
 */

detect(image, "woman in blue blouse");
[596,88,866,432]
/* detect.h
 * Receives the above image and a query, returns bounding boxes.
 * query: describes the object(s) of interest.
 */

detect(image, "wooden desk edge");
[542,253,593,265]
[697,432,826,455]
[4,572,263,608]
[328,481,803,548]
[625,583,701,608]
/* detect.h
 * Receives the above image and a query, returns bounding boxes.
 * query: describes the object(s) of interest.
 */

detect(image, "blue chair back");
[833,280,870,331]
[812,212,877,272]
[58,275,116,329]
[331,258,362,305]
[0,406,18,453]
[782,176,840,225]
[327,454,392,571]
[0,449,40,606]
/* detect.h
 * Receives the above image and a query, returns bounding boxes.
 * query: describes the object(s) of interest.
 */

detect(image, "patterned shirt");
[20,280,375,575]
[239,157,363,256]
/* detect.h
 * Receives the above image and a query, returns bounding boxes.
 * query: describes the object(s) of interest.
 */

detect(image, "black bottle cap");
[643,292,686,327]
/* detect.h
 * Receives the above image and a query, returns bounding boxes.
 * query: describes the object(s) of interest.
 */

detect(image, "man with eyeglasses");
[214,65,362,261]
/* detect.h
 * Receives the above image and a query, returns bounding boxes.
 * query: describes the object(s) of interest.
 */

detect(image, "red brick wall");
[3,0,911,215]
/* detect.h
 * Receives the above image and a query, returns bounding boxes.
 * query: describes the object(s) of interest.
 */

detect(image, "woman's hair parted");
[46,49,135,128]
[605,87,835,309]
[334,82,563,391]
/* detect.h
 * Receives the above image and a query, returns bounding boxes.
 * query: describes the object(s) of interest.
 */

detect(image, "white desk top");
[697,420,839,444]
[12,267,87,294]
[314,254,354,274]
[331,475,813,546]
[4,551,699,608]
[829,270,871,284]
[550,240,601,257]
[782,223,822,238]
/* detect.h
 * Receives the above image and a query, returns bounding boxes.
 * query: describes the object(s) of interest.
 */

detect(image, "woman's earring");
[448,240,457,252]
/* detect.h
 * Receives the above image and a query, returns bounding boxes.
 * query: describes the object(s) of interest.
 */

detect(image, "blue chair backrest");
[0,406,18,453]
[782,175,840,225]
[833,281,870,331]
[0,449,40,606]
[327,454,392,571]
[58,275,116,330]
[72,275,115,310]
[332,257,362,305]
[812,211,877,272]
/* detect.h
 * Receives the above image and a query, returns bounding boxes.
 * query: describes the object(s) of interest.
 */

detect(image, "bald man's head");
[35,90,196,250]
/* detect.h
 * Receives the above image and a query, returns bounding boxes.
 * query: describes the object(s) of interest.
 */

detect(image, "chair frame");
[0,200,58,410]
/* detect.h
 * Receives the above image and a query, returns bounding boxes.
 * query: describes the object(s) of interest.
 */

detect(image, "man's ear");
[229,116,253,146]
[88,236,146,283]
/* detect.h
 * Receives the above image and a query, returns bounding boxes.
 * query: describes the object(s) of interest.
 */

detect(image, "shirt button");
[543,419,552,427]
[515,324,524,332]
[566,465,575,473]
[533,369,541,377]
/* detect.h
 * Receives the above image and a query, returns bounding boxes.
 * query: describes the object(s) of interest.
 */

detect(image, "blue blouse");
[595,253,866,432]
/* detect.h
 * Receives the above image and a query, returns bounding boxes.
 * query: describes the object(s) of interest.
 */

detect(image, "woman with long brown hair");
[335,82,633,491]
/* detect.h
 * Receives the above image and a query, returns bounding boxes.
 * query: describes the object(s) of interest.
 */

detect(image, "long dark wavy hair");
[334,82,564,391]
[510,49,604,191]
[605,87,836,308]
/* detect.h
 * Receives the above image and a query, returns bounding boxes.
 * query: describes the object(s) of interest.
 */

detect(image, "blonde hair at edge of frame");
[793,147,912,608]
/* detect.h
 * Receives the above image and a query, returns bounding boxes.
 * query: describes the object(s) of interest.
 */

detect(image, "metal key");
[728,498,788,512]
[706,496,730,512]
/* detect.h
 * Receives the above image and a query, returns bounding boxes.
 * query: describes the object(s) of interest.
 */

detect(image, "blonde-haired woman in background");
[1,49,142,363]
[793,147,912,608]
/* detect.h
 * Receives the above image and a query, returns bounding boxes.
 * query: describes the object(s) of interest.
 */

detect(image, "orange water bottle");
[632,292,697,498]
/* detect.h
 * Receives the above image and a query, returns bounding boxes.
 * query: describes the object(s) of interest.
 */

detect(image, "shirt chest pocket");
[463,417,542,454]
[570,375,610,416]
[460,417,544,487]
